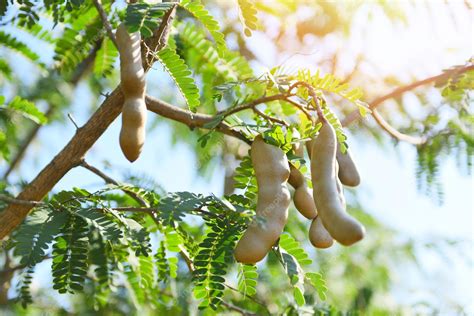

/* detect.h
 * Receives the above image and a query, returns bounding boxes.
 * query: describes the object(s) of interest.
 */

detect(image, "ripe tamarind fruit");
[308,216,333,248]
[310,122,365,246]
[234,135,291,264]
[307,125,360,187]
[288,142,317,219]
[116,23,147,162]
[336,145,360,187]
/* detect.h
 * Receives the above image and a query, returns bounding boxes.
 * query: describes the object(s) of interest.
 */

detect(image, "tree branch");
[2,39,102,180]
[371,109,427,145]
[92,0,118,48]
[0,193,44,206]
[79,160,149,207]
[341,64,474,127]
[0,4,179,239]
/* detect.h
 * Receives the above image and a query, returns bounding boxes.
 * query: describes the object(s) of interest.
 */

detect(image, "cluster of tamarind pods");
[234,121,365,264]
[114,25,365,264]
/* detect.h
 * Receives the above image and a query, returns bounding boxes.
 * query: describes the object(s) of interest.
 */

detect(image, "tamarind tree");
[0,0,472,315]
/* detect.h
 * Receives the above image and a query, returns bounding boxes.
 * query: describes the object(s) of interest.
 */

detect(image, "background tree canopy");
[0,0,472,315]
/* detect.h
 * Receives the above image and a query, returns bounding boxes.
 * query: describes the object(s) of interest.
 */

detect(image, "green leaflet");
[14,208,69,266]
[156,47,201,111]
[296,69,371,116]
[237,0,259,37]
[237,264,258,296]
[125,2,175,37]
[94,37,118,78]
[279,233,312,266]
[0,31,45,69]
[180,0,227,54]
[4,96,47,125]
[52,213,89,294]
[193,219,240,310]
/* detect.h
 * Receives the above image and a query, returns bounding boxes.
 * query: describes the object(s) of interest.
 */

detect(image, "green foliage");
[237,0,259,36]
[192,217,241,310]
[233,155,257,201]
[296,69,370,116]
[237,264,258,297]
[2,96,47,124]
[53,11,102,75]
[180,0,226,54]
[94,38,118,78]
[178,22,253,83]
[17,267,35,308]
[14,208,68,266]
[156,47,201,111]
[1,1,473,314]
[124,2,175,37]
[278,233,312,266]
[52,213,89,293]
[0,31,44,68]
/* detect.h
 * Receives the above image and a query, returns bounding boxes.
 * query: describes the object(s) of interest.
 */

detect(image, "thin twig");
[371,109,427,145]
[289,81,326,123]
[92,0,118,48]
[217,94,290,118]
[253,108,288,126]
[283,97,313,120]
[2,40,102,180]
[341,64,474,127]
[0,193,44,206]
[79,160,149,207]
[220,300,257,316]
[67,113,80,130]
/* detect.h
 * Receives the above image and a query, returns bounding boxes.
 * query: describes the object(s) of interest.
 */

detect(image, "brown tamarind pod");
[119,98,147,162]
[288,141,317,219]
[116,23,147,162]
[310,122,365,246]
[234,135,291,264]
[337,144,361,187]
[308,216,333,249]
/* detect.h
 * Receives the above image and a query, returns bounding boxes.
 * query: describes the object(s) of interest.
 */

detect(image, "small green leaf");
[293,286,305,306]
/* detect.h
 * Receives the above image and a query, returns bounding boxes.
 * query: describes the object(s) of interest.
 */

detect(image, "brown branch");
[371,109,427,145]
[0,193,44,206]
[92,0,118,48]
[142,3,177,68]
[0,6,179,239]
[341,64,474,127]
[220,300,257,316]
[79,160,149,207]
[282,97,313,120]
[2,39,102,180]
[253,108,288,126]
[217,94,290,118]
[289,81,326,123]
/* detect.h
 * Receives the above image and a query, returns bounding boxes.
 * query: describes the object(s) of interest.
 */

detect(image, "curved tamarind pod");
[119,98,147,162]
[288,141,317,219]
[310,123,365,246]
[308,216,333,248]
[116,24,146,97]
[116,23,147,162]
[337,145,360,187]
[234,135,291,264]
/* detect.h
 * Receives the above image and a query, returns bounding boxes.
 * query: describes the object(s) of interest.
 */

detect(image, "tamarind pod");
[310,123,365,246]
[119,98,147,162]
[336,145,360,187]
[234,136,291,264]
[308,216,333,249]
[288,141,317,219]
[116,24,146,97]
[335,161,346,208]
